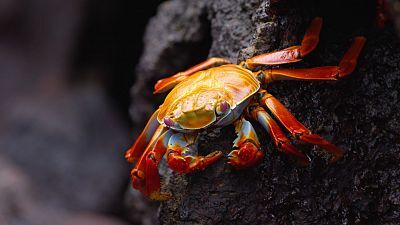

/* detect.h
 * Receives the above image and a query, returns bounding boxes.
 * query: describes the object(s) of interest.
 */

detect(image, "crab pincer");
[228,118,264,169]
[130,128,173,201]
[166,133,223,174]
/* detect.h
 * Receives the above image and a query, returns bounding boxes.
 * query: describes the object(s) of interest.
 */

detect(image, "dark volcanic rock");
[130,0,211,130]
[129,0,400,224]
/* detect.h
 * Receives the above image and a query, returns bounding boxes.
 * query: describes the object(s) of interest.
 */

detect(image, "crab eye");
[163,117,175,127]
[216,101,230,115]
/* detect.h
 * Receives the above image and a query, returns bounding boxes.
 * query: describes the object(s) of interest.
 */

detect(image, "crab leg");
[228,117,264,169]
[243,17,322,69]
[154,57,231,93]
[166,133,223,173]
[131,128,174,201]
[249,106,309,165]
[258,37,366,83]
[125,110,161,163]
[260,93,343,162]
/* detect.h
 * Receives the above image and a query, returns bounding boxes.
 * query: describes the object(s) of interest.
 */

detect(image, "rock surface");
[130,0,400,224]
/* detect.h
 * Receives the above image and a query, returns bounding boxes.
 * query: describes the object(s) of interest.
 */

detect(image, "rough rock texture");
[130,0,400,224]
[130,0,212,129]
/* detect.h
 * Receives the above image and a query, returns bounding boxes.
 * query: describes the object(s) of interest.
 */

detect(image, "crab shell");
[157,64,260,131]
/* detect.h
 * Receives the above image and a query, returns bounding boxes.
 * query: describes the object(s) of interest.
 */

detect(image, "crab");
[125,17,366,200]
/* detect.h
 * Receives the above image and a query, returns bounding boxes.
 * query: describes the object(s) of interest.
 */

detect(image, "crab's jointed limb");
[154,57,231,93]
[228,117,264,169]
[166,133,223,174]
[246,36,366,163]
[260,93,343,162]
[258,36,366,83]
[125,109,161,163]
[244,17,322,69]
[130,126,173,201]
[249,106,310,165]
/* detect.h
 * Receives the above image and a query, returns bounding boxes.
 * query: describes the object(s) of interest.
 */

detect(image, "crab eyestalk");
[163,117,175,127]
[216,101,230,115]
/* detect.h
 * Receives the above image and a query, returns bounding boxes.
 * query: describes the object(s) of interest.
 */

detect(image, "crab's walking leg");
[249,106,309,165]
[154,57,231,93]
[243,17,322,69]
[125,110,161,163]
[260,93,343,162]
[166,133,223,173]
[228,117,264,169]
[258,37,366,83]
[131,128,174,201]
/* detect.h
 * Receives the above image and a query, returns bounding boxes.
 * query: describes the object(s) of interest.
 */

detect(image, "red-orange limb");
[260,36,366,83]
[166,133,222,173]
[154,57,231,93]
[262,66,340,82]
[125,110,161,163]
[261,93,343,162]
[338,36,366,76]
[244,17,322,69]
[250,106,309,165]
[228,117,264,169]
[130,128,173,201]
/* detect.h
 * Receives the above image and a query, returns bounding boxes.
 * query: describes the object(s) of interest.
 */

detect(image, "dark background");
[0,0,162,225]
[0,0,399,225]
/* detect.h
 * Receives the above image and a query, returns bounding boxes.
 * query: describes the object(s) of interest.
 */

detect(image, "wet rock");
[130,0,400,224]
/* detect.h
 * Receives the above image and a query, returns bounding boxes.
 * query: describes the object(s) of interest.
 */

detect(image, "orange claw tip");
[328,151,344,164]
[322,143,344,163]
[153,80,166,94]
[125,150,136,163]
[317,143,343,164]
[281,143,310,166]
[353,36,367,47]
[153,83,163,94]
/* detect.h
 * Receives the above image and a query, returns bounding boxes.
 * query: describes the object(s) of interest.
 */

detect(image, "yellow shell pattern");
[157,64,260,129]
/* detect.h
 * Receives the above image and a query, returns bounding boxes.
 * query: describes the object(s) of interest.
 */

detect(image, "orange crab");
[125,17,366,200]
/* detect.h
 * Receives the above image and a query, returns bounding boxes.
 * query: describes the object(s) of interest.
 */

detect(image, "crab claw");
[299,134,343,163]
[130,130,173,201]
[228,118,264,169]
[167,150,223,174]
[228,142,264,169]
[131,152,172,201]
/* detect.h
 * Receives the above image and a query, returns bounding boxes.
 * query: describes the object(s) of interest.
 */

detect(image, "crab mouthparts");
[169,109,217,130]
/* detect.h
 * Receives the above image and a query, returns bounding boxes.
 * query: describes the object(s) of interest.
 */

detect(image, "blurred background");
[1,0,400,225]
[0,0,163,224]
